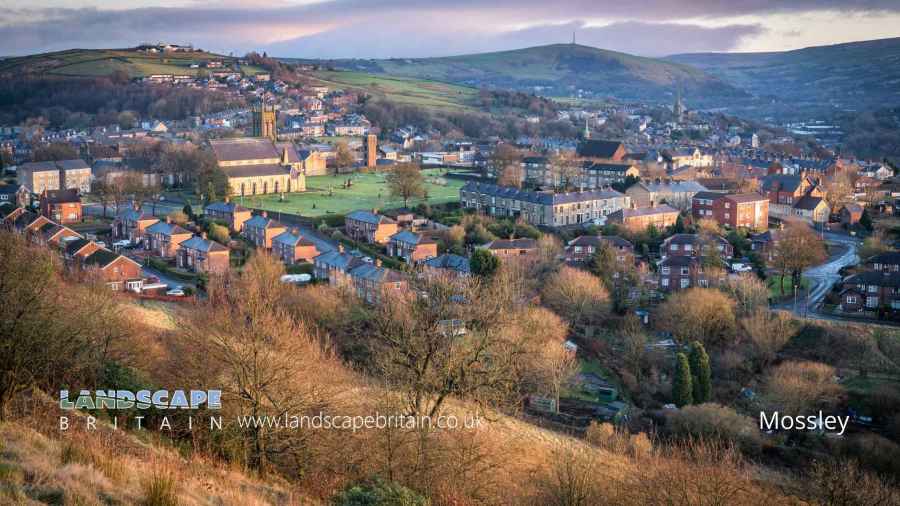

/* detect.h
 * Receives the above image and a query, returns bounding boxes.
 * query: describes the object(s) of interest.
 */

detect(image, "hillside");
[296,44,748,106]
[0,48,266,79]
[307,70,479,111]
[666,37,900,112]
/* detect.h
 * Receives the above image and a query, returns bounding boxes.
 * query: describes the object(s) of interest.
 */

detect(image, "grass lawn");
[310,70,478,110]
[767,274,810,299]
[244,169,464,218]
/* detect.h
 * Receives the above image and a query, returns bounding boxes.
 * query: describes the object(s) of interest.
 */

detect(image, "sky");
[3,0,900,58]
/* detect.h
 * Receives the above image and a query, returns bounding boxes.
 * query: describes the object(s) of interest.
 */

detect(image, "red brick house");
[607,205,679,232]
[387,230,438,264]
[39,189,82,224]
[658,256,724,292]
[242,212,286,249]
[345,210,398,244]
[81,248,144,292]
[661,233,734,261]
[839,203,864,226]
[112,208,160,244]
[484,238,538,258]
[272,228,321,264]
[145,219,193,258]
[204,200,252,232]
[692,191,769,231]
[565,235,634,264]
[176,234,230,274]
[839,271,900,313]
[63,238,102,265]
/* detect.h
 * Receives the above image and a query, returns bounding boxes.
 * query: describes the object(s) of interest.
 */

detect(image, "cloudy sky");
[4,0,900,58]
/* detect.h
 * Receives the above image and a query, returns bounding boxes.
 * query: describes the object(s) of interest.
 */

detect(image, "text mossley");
[759,411,849,436]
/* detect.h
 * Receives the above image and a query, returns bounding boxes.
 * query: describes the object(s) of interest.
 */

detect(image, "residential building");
[583,162,640,187]
[422,253,471,278]
[658,256,724,292]
[840,271,900,312]
[345,210,398,244]
[145,220,193,257]
[39,189,82,224]
[272,228,320,264]
[626,181,707,210]
[484,238,537,258]
[204,200,252,232]
[691,191,769,231]
[565,235,634,264]
[63,238,102,264]
[242,212,286,249]
[348,260,407,304]
[0,184,31,208]
[177,234,230,274]
[607,205,679,232]
[661,234,734,261]
[17,159,91,194]
[761,173,828,223]
[33,222,80,248]
[81,248,144,292]
[313,245,364,286]
[839,203,864,226]
[864,251,900,273]
[460,182,629,227]
[112,208,159,244]
[387,230,438,264]
[576,140,627,161]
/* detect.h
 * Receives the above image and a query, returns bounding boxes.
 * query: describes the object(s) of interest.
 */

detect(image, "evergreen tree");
[689,341,712,403]
[673,352,694,407]
[470,248,500,278]
[673,214,685,234]
[860,209,873,232]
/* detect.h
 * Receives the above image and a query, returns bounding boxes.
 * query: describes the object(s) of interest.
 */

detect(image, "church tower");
[583,117,591,139]
[252,100,276,140]
[673,87,685,122]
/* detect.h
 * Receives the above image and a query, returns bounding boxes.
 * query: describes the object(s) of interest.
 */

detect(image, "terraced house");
[112,208,159,244]
[345,210,398,244]
[176,234,230,274]
[272,228,320,264]
[145,219,193,258]
[242,212,286,249]
[387,230,438,264]
[204,200,252,232]
[460,182,629,227]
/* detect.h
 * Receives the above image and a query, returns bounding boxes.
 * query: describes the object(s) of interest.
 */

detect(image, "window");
[867,296,879,308]
[661,267,670,275]
[869,285,878,293]
[846,296,857,304]
[680,278,690,289]
[661,278,669,287]
[680,267,689,275]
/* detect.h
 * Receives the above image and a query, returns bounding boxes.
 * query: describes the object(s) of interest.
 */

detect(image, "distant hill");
[299,44,748,106]
[0,48,266,79]
[666,37,900,111]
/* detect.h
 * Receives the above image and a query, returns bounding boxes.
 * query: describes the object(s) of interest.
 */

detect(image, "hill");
[307,70,479,110]
[0,47,266,79]
[666,37,900,112]
[295,43,748,106]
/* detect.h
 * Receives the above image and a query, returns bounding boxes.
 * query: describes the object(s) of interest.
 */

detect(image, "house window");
[661,278,669,287]
[846,296,857,304]
[680,278,690,289]
[867,296,879,308]
[680,267,689,275]
[869,285,878,293]
[661,267,670,275]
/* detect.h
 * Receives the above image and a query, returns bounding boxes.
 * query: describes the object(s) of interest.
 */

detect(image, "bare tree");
[386,163,426,209]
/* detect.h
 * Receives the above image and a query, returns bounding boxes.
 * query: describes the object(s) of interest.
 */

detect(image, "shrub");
[667,403,763,455]
[332,477,428,506]
[141,469,179,506]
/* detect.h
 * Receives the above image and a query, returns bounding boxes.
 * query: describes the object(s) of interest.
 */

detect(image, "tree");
[208,223,231,245]
[859,209,874,232]
[673,353,694,407]
[488,143,521,181]
[549,152,582,191]
[91,180,113,218]
[334,140,355,171]
[771,222,827,295]
[497,164,524,188]
[765,361,844,414]
[656,288,736,346]
[541,266,611,328]
[741,309,796,370]
[386,163,426,209]
[333,477,428,506]
[167,210,189,225]
[470,248,500,278]
[32,142,78,162]
[688,341,712,404]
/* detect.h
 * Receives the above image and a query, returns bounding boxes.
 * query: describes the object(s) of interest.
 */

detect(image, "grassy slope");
[307,70,479,110]
[0,48,266,79]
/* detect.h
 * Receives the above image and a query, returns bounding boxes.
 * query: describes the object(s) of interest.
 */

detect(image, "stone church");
[209,138,306,197]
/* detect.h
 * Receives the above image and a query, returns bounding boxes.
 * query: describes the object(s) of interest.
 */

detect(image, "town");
[2,29,900,506]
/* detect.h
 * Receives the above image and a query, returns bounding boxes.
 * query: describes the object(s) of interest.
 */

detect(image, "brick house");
[692,192,769,231]
[576,140,627,161]
[39,189,82,224]
[422,253,471,278]
[81,248,144,292]
[63,238,102,265]
[658,256,724,292]
[750,229,784,262]
[145,220,193,258]
[484,238,538,258]
[313,245,364,286]
[607,205,680,232]
[112,208,159,244]
[176,234,230,274]
[626,181,707,210]
[272,228,321,264]
[387,230,438,264]
[761,173,828,223]
[33,222,80,248]
[348,260,407,304]
[345,210,398,244]
[204,200,253,232]
[565,235,634,264]
[864,251,900,273]
[839,203,864,226]
[840,271,900,312]
[661,234,734,261]
[242,212,286,249]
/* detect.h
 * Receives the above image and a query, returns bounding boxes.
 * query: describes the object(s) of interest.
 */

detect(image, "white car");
[166,288,186,297]
[731,263,753,273]
[94,241,107,248]
[112,239,131,249]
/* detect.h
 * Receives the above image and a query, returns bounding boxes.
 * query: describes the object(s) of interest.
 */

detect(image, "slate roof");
[117,208,157,222]
[209,138,281,162]
[82,248,121,268]
[244,214,284,230]
[220,163,289,178]
[146,221,191,236]
[636,181,707,194]
[577,140,624,158]
[0,184,22,195]
[485,238,537,250]
[794,196,826,211]
[18,161,59,173]
[347,210,395,225]
[461,181,625,205]
[693,191,725,201]
[273,230,316,247]
[205,201,250,214]
[349,263,405,283]
[314,250,364,271]
[390,230,434,245]
[726,192,768,204]
[613,205,679,218]
[761,174,804,193]
[180,235,228,252]
[864,251,900,265]
[41,189,80,204]
[56,159,90,171]
[845,271,900,289]
[423,253,470,274]
[660,255,698,268]
[64,238,92,256]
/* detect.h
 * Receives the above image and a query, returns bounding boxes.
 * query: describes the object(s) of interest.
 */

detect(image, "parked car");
[731,262,753,273]
[112,239,131,249]
[166,287,186,297]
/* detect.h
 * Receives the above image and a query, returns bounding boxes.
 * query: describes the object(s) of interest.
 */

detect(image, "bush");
[332,477,428,506]
[667,403,763,455]
[141,469,178,506]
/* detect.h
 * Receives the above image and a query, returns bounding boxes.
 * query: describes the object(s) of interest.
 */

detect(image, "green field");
[768,274,810,299]
[0,48,265,79]
[309,70,478,110]
[241,169,464,218]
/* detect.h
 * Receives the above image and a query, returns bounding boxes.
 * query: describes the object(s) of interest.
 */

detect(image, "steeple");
[673,86,685,122]
[583,117,590,139]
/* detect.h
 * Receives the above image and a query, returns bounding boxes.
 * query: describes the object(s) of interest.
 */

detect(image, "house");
[387,230,438,264]
[582,162,640,187]
[177,234,230,274]
[145,220,193,258]
[298,149,328,176]
[749,229,783,262]
[658,256,723,292]
[272,228,320,264]
[63,238,102,264]
[626,181,707,210]
[661,234,734,261]
[484,238,537,258]
[791,196,830,224]
[691,192,769,231]
[204,200,252,232]
[422,253,471,278]
[565,235,634,264]
[864,251,900,273]
[576,140,626,161]
[0,184,30,208]
[345,210,398,244]
[112,208,159,244]
[81,248,144,292]
[38,189,82,225]
[17,159,91,194]
[839,203,864,226]
[761,173,828,223]
[840,271,900,312]
[242,212,286,249]
[313,245,365,286]
[459,182,629,227]
[33,222,80,248]
[348,260,407,304]
[607,205,679,232]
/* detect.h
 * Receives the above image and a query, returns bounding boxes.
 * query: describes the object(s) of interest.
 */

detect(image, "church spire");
[583,117,590,139]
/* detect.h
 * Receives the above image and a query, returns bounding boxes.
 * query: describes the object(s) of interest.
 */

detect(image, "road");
[802,232,860,312]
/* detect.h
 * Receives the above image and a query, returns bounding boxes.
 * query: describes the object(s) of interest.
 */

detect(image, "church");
[209,100,306,197]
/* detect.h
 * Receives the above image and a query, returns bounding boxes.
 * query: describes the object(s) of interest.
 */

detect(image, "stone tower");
[366,134,378,168]
[252,101,276,140]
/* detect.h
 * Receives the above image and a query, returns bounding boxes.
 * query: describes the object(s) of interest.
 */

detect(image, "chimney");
[282,146,289,165]
[375,258,382,267]
[372,207,379,215]
[338,244,344,253]
[261,211,268,218]
[201,232,207,240]
[224,196,230,203]
[292,227,299,236]
[166,216,172,224]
